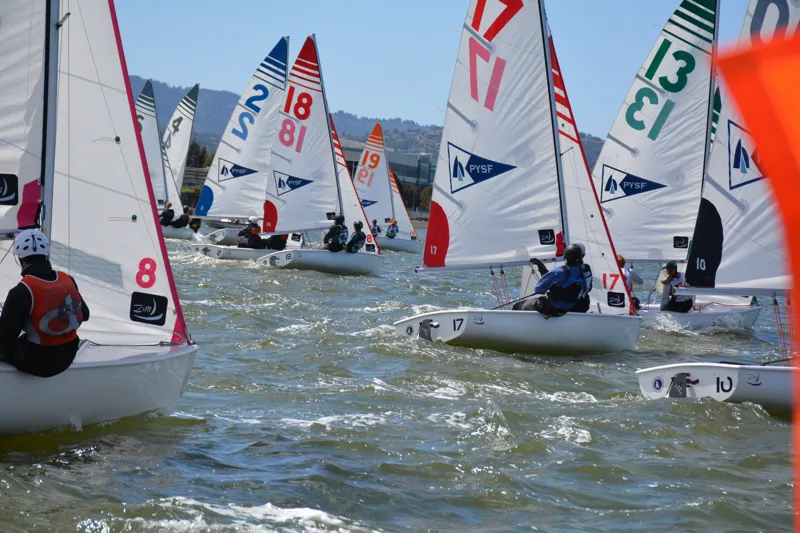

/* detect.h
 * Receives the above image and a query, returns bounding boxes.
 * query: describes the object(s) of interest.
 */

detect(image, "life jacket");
[21,272,84,346]
[622,266,632,291]
[371,223,381,235]
[668,272,692,302]
[347,231,366,253]
[546,265,586,310]
[337,224,349,245]
[386,224,398,238]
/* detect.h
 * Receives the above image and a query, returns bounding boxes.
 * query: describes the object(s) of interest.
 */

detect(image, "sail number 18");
[279,85,312,153]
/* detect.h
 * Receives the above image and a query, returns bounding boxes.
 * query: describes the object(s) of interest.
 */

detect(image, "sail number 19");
[357,150,381,187]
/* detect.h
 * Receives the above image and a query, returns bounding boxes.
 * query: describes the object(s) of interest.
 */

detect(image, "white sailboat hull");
[636,362,793,416]
[0,343,197,435]
[638,303,761,330]
[161,225,197,241]
[376,236,422,253]
[189,243,272,261]
[204,228,240,246]
[394,309,642,355]
[258,249,385,276]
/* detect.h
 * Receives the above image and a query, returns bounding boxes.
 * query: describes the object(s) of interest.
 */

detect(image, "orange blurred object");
[717,34,800,525]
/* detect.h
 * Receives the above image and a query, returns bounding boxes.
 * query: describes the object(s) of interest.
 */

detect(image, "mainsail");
[263,36,340,234]
[591,0,719,262]
[135,80,170,209]
[388,168,419,242]
[194,38,289,220]
[423,0,562,270]
[162,83,198,193]
[353,124,393,228]
[684,0,798,293]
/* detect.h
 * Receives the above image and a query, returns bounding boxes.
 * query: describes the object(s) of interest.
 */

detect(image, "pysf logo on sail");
[727,120,765,190]
[446,143,515,194]
[600,164,666,203]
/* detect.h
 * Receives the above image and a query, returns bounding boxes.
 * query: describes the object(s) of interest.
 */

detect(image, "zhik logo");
[218,158,257,182]
[0,174,19,206]
[447,143,515,194]
[600,165,666,203]
[274,171,313,196]
[129,292,168,326]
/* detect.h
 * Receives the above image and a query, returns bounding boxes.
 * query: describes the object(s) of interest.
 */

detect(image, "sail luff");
[313,35,344,214]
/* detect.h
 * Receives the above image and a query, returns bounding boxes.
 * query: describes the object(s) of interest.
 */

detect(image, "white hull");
[637,362,793,416]
[394,309,642,355]
[203,228,240,246]
[0,343,197,435]
[161,225,197,241]
[376,236,422,253]
[638,303,761,330]
[258,249,385,276]
[189,243,271,261]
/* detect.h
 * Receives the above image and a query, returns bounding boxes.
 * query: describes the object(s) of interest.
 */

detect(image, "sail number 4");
[466,0,522,111]
[625,37,696,141]
[279,86,312,153]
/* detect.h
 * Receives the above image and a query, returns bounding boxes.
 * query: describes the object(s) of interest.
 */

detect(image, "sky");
[115,0,752,137]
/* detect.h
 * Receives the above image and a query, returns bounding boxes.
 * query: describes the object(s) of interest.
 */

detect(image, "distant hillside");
[129,75,605,168]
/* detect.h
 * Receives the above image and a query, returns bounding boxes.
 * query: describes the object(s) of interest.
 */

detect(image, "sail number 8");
[279,86,312,153]
[625,38,696,141]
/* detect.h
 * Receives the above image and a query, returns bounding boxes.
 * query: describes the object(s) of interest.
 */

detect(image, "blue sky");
[116,0,750,136]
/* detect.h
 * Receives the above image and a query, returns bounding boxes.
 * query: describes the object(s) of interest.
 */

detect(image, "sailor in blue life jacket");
[346,221,367,253]
[323,214,349,252]
[0,229,90,377]
[660,260,694,313]
[371,219,381,236]
[512,243,589,316]
[385,219,399,239]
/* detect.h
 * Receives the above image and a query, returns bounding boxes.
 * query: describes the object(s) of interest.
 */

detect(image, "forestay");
[684,0,797,293]
[389,168,419,242]
[591,0,719,262]
[264,36,339,234]
[551,38,633,315]
[49,0,188,346]
[135,80,170,209]
[162,83,198,192]
[353,124,393,229]
[424,0,562,269]
[330,115,380,255]
[195,38,288,221]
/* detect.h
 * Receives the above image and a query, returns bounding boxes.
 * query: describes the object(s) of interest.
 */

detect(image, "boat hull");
[394,309,642,355]
[204,228,240,246]
[161,225,197,241]
[0,343,197,435]
[376,236,422,253]
[258,249,384,276]
[638,303,761,330]
[637,362,793,416]
[189,243,269,261]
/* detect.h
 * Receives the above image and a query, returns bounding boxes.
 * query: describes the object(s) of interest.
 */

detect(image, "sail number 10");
[279,85,312,153]
[625,37,697,141]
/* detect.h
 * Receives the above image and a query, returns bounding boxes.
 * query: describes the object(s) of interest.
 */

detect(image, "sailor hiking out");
[512,244,589,317]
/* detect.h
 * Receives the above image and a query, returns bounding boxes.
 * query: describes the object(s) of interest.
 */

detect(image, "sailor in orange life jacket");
[0,229,90,377]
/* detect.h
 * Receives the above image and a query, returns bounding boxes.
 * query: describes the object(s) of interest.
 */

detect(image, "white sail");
[551,38,632,315]
[162,83,198,192]
[684,0,798,292]
[194,38,289,220]
[591,0,719,262]
[0,1,47,237]
[49,0,188,345]
[424,0,562,269]
[388,167,420,242]
[264,36,339,233]
[353,124,393,226]
[134,80,169,209]
[330,115,380,255]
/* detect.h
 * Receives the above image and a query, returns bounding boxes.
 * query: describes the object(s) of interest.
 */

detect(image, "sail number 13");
[466,0,522,112]
[625,37,697,141]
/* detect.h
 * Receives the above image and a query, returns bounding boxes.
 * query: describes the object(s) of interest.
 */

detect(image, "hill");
[129,75,605,168]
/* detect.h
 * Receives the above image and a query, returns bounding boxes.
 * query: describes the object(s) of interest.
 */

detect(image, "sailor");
[170,205,191,229]
[323,214,348,253]
[159,202,175,226]
[571,243,593,313]
[371,219,381,236]
[617,254,643,309]
[660,261,694,313]
[264,234,288,251]
[386,219,399,239]
[512,244,588,316]
[237,216,265,249]
[0,230,90,377]
[346,221,367,253]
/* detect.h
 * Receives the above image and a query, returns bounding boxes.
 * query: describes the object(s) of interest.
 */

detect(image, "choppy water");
[0,236,792,532]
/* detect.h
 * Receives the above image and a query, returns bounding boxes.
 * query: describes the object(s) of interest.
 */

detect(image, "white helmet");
[248,216,258,224]
[14,229,50,259]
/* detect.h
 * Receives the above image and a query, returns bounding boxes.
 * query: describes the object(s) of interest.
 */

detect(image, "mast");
[540,6,569,245]
[698,0,721,200]
[314,34,345,215]
[388,166,397,221]
[40,0,62,236]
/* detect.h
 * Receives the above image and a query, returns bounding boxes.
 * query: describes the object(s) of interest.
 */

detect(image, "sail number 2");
[231,84,271,141]
[625,37,696,141]
[466,0,522,111]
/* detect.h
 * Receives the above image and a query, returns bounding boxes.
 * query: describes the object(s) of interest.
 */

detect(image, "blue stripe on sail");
[257,68,284,85]
[260,61,285,79]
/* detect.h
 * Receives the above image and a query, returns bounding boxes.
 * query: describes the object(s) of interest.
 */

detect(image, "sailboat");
[353,124,422,253]
[189,37,308,260]
[135,81,195,240]
[0,0,197,434]
[637,0,798,415]
[591,0,759,330]
[256,36,384,276]
[393,0,641,355]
